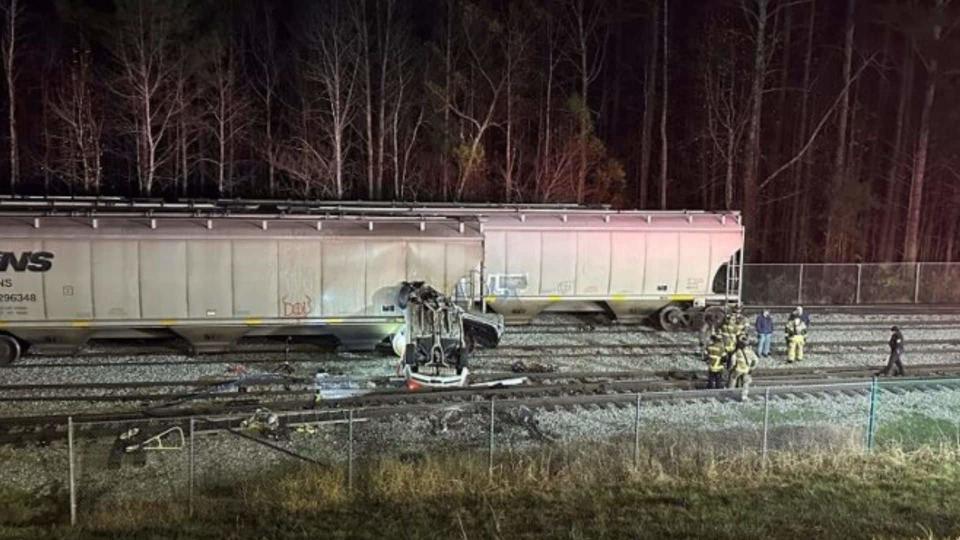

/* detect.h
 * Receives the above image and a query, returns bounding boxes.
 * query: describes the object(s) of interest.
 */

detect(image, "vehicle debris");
[430,407,466,434]
[510,360,558,373]
[123,427,185,453]
[314,371,376,401]
[240,408,285,440]
[393,281,504,387]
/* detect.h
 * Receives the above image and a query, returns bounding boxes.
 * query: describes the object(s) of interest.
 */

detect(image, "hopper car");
[0,197,744,365]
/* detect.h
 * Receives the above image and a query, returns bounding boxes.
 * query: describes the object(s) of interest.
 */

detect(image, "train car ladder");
[725,252,742,305]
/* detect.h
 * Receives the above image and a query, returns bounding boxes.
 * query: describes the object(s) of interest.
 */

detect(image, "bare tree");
[562,0,606,204]
[879,40,914,261]
[108,0,192,195]
[658,0,669,209]
[502,4,530,202]
[1,0,23,192]
[386,21,424,199]
[740,0,773,243]
[824,0,856,261]
[169,50,201,197]
[301,0,362,198]
[534,7,562,202]
[788,0,816,260]
[902,0,951,262]
[248,3,281,197]
[701,18,750,211]
[202,35,250,197]
[637,1,659,208]
[49,48,103,193]
[430,3,505,200]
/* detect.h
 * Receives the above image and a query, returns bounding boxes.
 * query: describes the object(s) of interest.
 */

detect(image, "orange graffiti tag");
[282,295,313,317]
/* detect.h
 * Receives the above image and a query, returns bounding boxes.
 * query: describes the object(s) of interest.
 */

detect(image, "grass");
[875,413,960,450]
[3,442,960,539]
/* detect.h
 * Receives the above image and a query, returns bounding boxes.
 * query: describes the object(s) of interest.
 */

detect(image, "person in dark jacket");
[755,309,774,358]
[879,326,905,376]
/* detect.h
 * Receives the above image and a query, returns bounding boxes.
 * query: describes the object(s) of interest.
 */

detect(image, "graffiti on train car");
[487,274,527,299]
[282,295,314,317]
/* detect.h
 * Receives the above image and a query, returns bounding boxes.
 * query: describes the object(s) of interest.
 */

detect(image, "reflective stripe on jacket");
[732,349,758,374]
[706,343,726,372]
[785,318,807,337]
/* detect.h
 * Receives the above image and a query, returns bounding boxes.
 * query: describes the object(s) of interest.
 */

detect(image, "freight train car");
[0,213,482,364]
[478,211,743,327]
[0,198,744,364]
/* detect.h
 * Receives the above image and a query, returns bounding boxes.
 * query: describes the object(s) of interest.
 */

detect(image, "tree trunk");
[880,43,913,261]
[363,4,375,199]
[903,60,937,262]
[638,1,658,209]
[441,0,452,201]
[540,23,556,202]
[824,0,856,261]
[945,212,957,262]
[266,88,275,197]
[658,0,668,209]
[504,30,514,202]
[4,0,19,193]
[376,2,392,200]
[576,20,589,204]
[788,0,815,260]
[742,0,768,259]
[771,4,792,259]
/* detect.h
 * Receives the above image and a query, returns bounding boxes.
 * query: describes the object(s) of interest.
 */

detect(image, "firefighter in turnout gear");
[720,307,746,364]
[730,305,748,338]
[785,314,807,363]
[728,337,758,399]
[704,334,726,389]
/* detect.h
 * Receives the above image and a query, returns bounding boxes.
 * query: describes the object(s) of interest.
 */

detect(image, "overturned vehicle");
[391,281,504,387]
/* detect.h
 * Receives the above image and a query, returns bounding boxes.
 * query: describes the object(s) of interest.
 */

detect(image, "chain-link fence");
[4,375,954,527]
[742,262,960,305]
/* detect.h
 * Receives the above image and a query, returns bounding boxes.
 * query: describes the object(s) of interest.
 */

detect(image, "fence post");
[913,263,921,304]
[633,394,641,468]
[488,398,495,478]
[762,388,770,464]
[68,416,76,526]
[797,264,804,305]
[347,410,354,491]
[855,264,863,304]
[866,376,879,451]
[189,418,195,517]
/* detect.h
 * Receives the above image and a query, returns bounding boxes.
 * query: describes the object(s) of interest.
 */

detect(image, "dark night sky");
[0,0,956,264]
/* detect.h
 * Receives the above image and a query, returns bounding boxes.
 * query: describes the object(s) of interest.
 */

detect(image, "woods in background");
[0,0,958,263]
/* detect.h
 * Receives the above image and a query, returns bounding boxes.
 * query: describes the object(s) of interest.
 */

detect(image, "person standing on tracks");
[728,337,759,399]
[704,334,726,389]
[755,309,774,358]
[785,313,807,363]
[879,326,905,376]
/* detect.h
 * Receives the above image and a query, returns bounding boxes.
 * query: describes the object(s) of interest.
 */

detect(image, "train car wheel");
[0,336,21,366]
[685,308,705,330]
[704,306,727,328]
[659,306,687,332]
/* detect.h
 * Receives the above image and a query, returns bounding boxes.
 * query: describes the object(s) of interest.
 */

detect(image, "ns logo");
[0,251,55,273]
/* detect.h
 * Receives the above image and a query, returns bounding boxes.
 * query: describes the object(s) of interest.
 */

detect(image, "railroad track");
[7,336,960,371]
[4,363,960,445]
[4,362,960,405]
[509,320,960,335]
